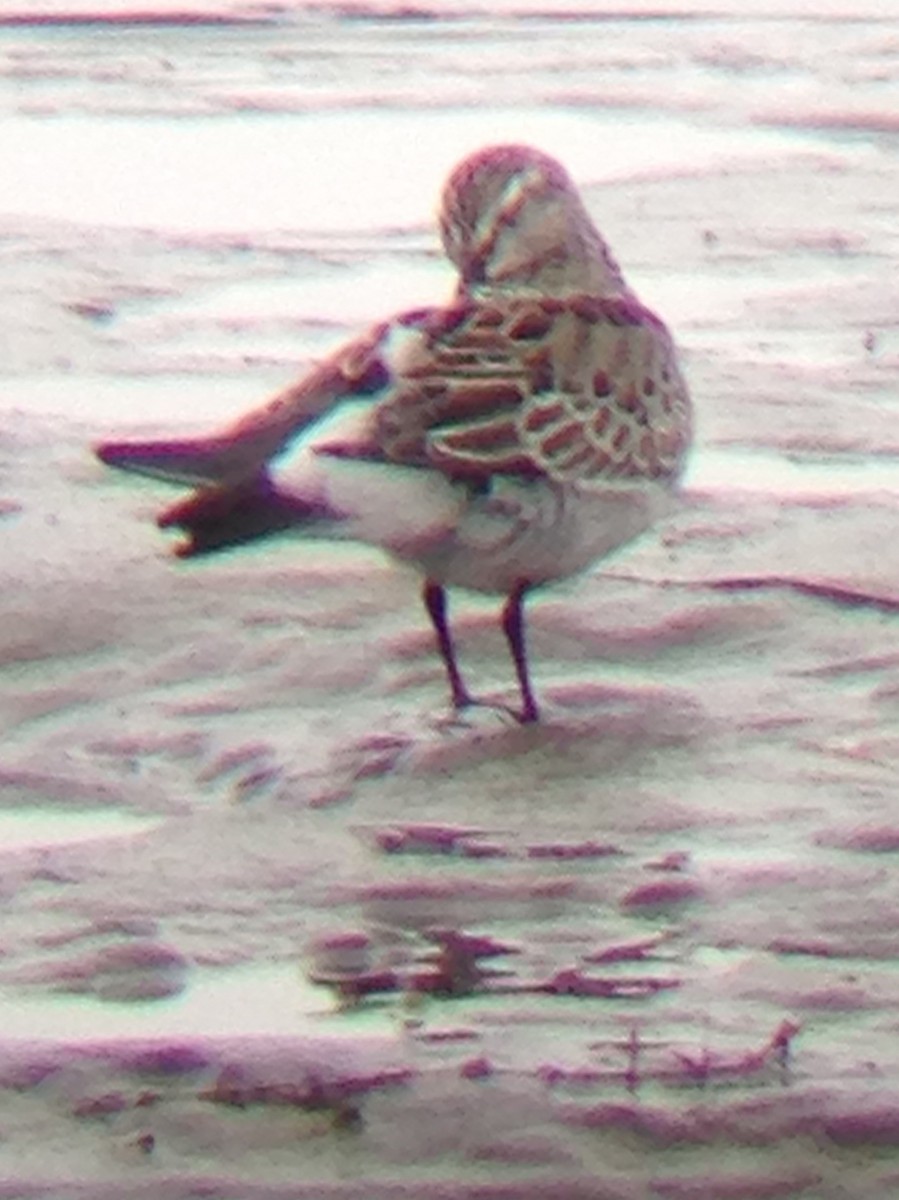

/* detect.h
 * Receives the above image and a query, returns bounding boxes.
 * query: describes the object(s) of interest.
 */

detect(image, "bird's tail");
[95,426,338,557]
[157,472,332,558]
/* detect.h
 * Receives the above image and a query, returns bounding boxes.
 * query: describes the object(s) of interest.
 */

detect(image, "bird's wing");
[96,293,689,492]
[366,293,691,487]
[94,318,397,488]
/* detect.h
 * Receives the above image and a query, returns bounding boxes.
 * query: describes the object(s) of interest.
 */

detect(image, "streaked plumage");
[96,144,691,722]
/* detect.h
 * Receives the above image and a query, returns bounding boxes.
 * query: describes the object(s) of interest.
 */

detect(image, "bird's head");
[439,144,625,297]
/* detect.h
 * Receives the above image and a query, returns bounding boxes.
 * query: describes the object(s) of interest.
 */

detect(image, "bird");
[95,144,692,724]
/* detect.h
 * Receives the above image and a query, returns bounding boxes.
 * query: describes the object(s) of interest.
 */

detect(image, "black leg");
[502,582,539,723]
[423,580,472,711]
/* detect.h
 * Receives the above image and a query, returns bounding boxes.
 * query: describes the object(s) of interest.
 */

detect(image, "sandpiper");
[96,144,691,722]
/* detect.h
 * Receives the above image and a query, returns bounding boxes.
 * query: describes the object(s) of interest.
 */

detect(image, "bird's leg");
[423,580,473,711]
[502,582,540,724]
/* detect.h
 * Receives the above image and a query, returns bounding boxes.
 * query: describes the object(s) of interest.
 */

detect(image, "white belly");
[416,475,676,594]
[295,452,676,595]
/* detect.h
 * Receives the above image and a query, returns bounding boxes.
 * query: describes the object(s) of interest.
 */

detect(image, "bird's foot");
[438,693,540,729]
[516,699,540,725]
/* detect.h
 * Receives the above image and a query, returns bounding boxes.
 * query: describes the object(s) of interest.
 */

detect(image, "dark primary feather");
[94,319,401,491]
[96,436,240,488]
[157,473,331,558]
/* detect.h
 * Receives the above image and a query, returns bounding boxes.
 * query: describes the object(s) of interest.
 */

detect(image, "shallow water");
[0,808,161,848]
[0,962,332,1039]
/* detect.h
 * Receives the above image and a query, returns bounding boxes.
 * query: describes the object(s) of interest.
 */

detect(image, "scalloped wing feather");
[373,294,691,487]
